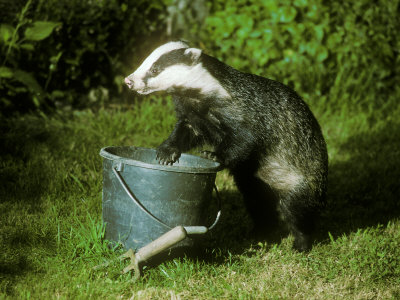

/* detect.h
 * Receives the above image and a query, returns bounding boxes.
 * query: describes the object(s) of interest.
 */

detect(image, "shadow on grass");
[0,116,61,212]
[0,117,61,291]
[142,187,289,269]
[320,120,400,239]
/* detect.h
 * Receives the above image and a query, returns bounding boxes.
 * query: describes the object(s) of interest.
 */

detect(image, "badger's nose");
[124,77,133,89]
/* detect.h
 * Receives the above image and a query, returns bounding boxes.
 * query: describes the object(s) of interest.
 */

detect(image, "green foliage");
[201,0,399,111]
[23,20,60,41]
[0,0,61,110]
[2,0,397,116]
[0,0,167,114]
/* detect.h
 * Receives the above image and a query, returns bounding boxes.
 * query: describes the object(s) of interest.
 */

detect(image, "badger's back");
[201,54,327,160]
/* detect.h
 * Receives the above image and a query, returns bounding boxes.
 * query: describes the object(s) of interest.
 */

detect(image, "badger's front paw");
[199,150,218,161]
[156,144,181,165]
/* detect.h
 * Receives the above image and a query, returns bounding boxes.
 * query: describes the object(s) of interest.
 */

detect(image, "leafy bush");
[0,0,167,114]
[2,0,398,116]
[0,0,61,111]
[201,0,399,112]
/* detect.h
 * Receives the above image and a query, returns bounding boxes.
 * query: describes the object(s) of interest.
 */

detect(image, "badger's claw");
[156,145,181,165]
[199,150,218,161]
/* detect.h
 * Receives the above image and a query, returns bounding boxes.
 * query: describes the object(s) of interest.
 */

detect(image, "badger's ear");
[184,48,202,64]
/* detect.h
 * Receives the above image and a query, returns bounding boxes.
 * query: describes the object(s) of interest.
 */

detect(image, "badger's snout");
[124,75,147,92]
[124,77,134,89]
[124,75,150,94]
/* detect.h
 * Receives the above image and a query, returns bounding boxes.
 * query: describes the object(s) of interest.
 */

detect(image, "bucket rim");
[99,146,223,174]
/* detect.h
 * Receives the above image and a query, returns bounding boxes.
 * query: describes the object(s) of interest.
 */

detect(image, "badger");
[125,41,328,252]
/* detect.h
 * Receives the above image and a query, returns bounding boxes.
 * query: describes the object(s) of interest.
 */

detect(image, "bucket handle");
[112,165,222,231]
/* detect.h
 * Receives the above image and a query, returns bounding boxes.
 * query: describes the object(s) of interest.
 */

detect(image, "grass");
[1,92,400,299]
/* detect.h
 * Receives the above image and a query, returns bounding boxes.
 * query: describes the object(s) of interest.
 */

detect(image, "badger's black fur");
[125,42,328,252]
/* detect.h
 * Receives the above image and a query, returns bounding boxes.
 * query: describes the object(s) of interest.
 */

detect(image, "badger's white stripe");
[133,41,188,78]
[147,63,230,98]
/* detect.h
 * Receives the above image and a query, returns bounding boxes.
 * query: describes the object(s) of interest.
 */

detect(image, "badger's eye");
[151,67,159,75]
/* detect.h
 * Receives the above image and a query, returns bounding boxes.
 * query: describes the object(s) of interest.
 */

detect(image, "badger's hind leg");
[256,159,317,252]
[278,190,317,252]
[233,171,281,239]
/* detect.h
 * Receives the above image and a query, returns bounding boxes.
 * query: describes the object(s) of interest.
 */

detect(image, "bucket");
[99,146,221,250]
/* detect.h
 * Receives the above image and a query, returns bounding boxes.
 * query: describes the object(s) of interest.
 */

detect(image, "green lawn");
[1,95,400,299]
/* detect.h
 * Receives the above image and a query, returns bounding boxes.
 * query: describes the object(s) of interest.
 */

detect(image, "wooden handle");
[135,226,187,263]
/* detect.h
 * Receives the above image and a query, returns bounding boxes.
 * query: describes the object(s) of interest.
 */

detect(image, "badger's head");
[124,41,229,98]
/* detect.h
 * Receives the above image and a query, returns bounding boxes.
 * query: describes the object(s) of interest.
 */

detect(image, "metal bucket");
[99,146,221,250]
